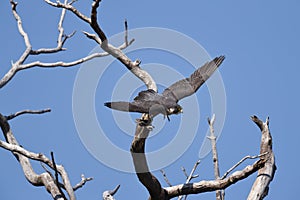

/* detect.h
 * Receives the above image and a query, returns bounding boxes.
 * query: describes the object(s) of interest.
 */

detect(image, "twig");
[124,19,129,46]
[185,160,200,184]
[5,108,51,120]
[30,0,75,55]
[51,152,66,200]
[160,169,172,187]
[181,167,189,179]
[221,152,268,179]
[73,174,93,191]
[44,0,91,24]
[179,160,200,200]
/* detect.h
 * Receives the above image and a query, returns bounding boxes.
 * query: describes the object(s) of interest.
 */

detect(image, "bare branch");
[0,114,65,199]
[82,31,102,44]
[247,116,276,200]
[178,160,200,200]
[30,0,75,55]
[10,0,32,64]
[221,152,268,180]
[124,19,129,46]
[20,52,112,69]
[160,169,172,187]
[130,122,166,200]
[0,113,78,200]
[44,0,91,23]
[1,0,73,88]
[185,160,200,183]
[207,114,223,200]
[181,167,189,179]
[45,0,157,91]
[5,108,51,120]
[166,159,265,198]
[1,0,137,89]
[73,174,93,191]
[0,0,33,89]
[90,0,107,42]
[51,152,67,200]
[103,185,120,200]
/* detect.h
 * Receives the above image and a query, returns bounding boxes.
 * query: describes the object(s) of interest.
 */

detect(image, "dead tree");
[0,1,276,199]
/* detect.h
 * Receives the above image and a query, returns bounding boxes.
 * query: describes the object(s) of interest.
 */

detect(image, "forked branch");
[1,0,135,89]
[0,111,92,200]
[45,0,157,91]
[247,116,276,199]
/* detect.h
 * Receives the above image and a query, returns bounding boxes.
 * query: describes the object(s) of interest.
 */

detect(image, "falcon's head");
[167,105,183,115]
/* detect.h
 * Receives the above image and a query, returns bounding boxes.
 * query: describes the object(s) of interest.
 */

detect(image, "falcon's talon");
[146,125,154,131]
[136,118,152,126]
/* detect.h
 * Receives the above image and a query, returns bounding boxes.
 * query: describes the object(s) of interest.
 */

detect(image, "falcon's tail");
[104,102,131,112]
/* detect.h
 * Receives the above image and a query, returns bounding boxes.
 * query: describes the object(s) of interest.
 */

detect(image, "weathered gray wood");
[247,116,276,200]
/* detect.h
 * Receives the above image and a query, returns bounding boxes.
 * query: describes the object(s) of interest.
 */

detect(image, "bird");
[104,56,225,121]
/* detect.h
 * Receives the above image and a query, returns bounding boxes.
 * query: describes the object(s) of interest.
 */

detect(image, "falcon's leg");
[136,113,153,126]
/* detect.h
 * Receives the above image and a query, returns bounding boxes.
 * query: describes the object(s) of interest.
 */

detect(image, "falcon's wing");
[162,56,225,102]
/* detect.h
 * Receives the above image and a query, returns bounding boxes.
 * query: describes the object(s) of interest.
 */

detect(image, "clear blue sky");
[0,0,299,199]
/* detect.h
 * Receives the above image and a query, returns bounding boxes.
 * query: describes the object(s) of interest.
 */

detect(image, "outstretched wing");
[162,56,225,102]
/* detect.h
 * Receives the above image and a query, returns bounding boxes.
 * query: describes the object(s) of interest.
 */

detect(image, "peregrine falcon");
[104,56,225,120]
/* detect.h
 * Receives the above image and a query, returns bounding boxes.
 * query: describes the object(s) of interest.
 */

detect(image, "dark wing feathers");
[133,89,157,101]
[105,89,162,114]
[104,102,150,113]
[162,56,225,102]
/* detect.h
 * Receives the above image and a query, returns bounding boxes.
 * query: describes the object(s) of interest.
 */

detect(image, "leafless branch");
[247,116,276,200]
[130,120,167,200]
[44,0,91,23]
[45,0,157,92]
[5,108,51,120]
[1,0,135,89]
[1,0,70,88]
[0,113,92,200]
[73,174,93,191]
[207,114,224,200]
[124,19,129,46]
[51,152,67,200]
[0,113,67,199]
[185,160,201,183]
[165,159,265,198]
[178,160,200,200]
[0,0,32,88]
[103,185,121,200]
[30,0,75,55]
[181,167,189,179]
[160,169,173,187]
[221,152,268,179]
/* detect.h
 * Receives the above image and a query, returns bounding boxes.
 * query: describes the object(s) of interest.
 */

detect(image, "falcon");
[104,56,225,121]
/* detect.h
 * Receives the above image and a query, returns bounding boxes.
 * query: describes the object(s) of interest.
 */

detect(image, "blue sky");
[0,0,299,199]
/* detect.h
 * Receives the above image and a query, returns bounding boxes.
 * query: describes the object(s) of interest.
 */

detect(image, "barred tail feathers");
[104,102,131,112]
